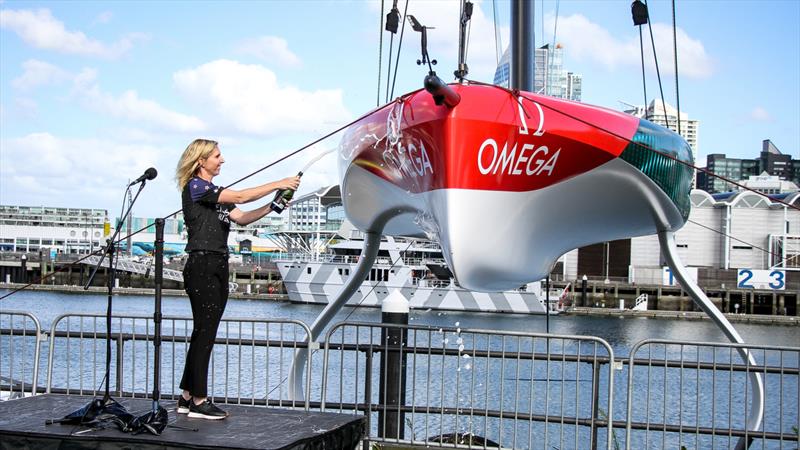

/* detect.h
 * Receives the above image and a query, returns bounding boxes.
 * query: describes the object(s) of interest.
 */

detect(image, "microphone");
[128,167,158,186]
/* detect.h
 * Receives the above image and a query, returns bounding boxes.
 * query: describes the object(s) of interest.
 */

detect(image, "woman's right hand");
[276,176,301,191]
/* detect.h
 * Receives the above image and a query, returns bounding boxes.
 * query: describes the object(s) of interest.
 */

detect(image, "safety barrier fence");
[1,310,799,449]
[0,311,42,399]
[624,339,800,450]
[320,321,616,450]
[37,314,313,409]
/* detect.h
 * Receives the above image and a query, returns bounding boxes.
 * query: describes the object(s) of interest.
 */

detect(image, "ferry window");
[338,268,342,275]
[345,269,350,276]
[307,267,312,274]
[383,269,388,281]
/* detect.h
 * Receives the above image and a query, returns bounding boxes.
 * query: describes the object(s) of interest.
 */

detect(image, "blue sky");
[1,0,798,217]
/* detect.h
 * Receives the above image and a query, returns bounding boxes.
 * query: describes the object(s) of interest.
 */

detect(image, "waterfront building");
[623,99,699,156]
[737,173,799,195]
[267,185,345,253]
[562,189,800,283]
[0,205,108,254]
[697,140,799,193]
[285,185,344,232]
[493,44,583,101]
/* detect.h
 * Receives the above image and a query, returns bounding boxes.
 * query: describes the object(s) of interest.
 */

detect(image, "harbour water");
[2,289,799,449]
[1,289,797,351]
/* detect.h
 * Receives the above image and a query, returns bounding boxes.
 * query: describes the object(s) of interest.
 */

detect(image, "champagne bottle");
[270,171,302,214]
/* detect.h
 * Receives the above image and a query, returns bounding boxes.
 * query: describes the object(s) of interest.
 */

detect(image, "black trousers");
[179,252,229,398]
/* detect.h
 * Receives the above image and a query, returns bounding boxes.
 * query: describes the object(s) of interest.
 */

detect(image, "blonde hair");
[175,139,219,189]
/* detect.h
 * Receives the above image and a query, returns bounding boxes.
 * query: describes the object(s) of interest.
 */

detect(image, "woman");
[174,138,300,420]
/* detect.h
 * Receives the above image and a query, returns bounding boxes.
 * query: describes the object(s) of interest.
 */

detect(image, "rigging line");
[385,33,395,104]
[550,0,561,97]
[643,0,670,129]
[552,0,560,47]
[377,0,385,107]
[1,101,397,302]
[464,78,800,213]
[464,4,472,73]
[389,0,410,100]
[639,25,647,109]
[672,0,681,134]
[492,0,500,66]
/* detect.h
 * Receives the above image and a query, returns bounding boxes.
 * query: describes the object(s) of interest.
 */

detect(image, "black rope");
[389,0,410,101]
[492,0,500,66]
[385,33,395,104]
[644,0,670,128]
[377,0,385,107]
[0,99,401,302]
[639,25,647,109]
[672,0,681,134]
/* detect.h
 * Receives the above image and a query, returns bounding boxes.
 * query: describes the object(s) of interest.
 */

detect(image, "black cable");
[644,0,670,128]
[492,0,500,66]
[639,25,647,109]
[672,0,681,134]
[377,0,385,107]
[389,0,410,100]
[385,33,395,104]
[1,98,406,302]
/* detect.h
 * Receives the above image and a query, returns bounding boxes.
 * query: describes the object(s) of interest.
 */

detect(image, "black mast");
[510,0,534,91]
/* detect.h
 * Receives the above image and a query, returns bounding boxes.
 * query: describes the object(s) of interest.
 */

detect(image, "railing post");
[591,361,601,450]
[378,291,409,440]
[364,346,373,450]
[115,335,124,396]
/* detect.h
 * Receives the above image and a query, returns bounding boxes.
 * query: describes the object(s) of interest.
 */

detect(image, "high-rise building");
[493,44,582,101]
[623,99,699,156]
[696,140,799,193]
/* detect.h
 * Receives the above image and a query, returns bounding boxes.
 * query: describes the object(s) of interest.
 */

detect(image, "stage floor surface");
[0,394,365,450]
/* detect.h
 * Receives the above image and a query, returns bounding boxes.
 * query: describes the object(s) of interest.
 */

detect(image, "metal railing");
[44,313,313,409]
[624,339,800,450]
[2,309,799,449]
[0,311,43,398]
[320,321,616,450]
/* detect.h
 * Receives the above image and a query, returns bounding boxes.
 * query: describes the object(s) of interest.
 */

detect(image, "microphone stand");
[48,179,149,431]
[131,218,169,435]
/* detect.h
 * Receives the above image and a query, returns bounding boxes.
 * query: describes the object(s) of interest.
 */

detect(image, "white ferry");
[275,226,565,315]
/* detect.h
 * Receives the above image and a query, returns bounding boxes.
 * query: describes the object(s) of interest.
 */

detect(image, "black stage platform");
[0,394,365,450]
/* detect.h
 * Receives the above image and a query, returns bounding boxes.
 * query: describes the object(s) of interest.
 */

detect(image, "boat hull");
[276,259,555,315]
[339,84,693,291]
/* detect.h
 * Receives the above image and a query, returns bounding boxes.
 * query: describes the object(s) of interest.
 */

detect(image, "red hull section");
[342,84,640,194]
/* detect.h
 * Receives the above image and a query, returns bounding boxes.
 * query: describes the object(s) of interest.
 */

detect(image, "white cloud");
[70,67,206,133]
[12,59,70,90]
[236,36,301,67]
[1,132,156,187]
[173,59,350,137]
[545,14,712,78]
[0,132,176,213]
[750,107,773,122]
[0,8,144,58]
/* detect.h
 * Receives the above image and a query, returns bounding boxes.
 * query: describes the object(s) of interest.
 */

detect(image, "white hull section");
[277,260,554,315]
[342,158,685,291]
